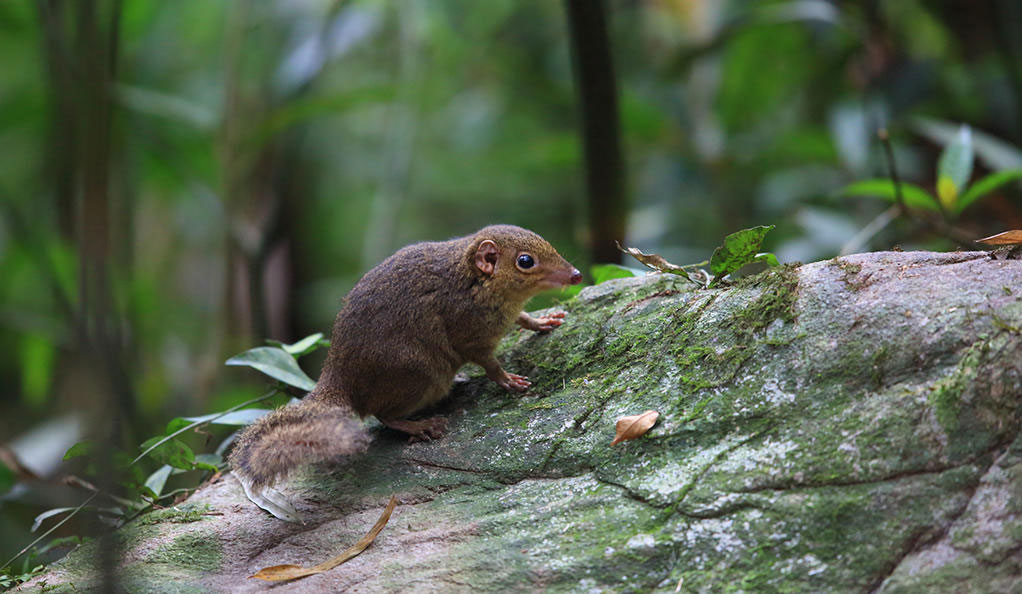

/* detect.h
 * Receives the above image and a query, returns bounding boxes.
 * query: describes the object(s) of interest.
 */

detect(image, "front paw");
[498,372,531,392]
[526,311,567,332]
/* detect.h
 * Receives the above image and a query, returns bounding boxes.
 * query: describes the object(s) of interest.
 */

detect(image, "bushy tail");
[228,397,370,491]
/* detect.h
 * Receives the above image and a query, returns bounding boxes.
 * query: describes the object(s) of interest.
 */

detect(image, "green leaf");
[956,169,1022,214]
[143,465,173,498]
[114,451,148,486]
[194,453,222,473]
[838,179,940,211]
[138,437,195,471]
[226,347,316,391]
[63,440,96,461]
[751,253,780,267]
[195,453,223,467]
[0,464,15,495]
[133,391,280,469]
[591,264,645,285]
[164,417,194,435]
[543,284,583,304]
[273,333,325,357]
[19,334,54,408]
[936,125,974,210]
[34,536,82,556]
[710,225,776,279]
[165,408,273,434]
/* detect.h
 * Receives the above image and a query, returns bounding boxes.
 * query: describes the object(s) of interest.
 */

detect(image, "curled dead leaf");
[251,495,398,582]
[977,230,1022,246]
[615,241,686,274]
[615,242,707,285]
[611,410,660,446]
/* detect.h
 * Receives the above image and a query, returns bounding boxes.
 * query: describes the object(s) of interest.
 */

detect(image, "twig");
[840,204,899,255]
[877,129,908,214]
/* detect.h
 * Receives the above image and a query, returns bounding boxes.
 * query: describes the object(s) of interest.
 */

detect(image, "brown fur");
[229,225,580,489]
[228,398,368,489]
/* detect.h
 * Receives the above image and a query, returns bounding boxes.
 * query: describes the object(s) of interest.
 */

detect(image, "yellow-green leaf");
[936,175,958,209]
[936,124,974,211]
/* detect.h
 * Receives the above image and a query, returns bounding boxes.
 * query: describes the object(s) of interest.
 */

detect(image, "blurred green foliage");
[841,124,1022,217]
[1,0,1022,568]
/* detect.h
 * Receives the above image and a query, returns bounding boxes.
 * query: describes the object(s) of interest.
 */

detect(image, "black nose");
[569,269,583,285]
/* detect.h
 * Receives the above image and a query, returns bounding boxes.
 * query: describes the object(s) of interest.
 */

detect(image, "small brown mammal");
[229,225,581,516]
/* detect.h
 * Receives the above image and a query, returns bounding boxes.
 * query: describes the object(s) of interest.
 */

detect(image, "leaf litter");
[251,495,398,582]
[611,411,660,446]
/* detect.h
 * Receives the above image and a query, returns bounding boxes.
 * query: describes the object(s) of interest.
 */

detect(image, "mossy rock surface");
[18,251,1022,593]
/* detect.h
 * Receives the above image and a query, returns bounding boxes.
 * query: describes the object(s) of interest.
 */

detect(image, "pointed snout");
[542,263,583,289]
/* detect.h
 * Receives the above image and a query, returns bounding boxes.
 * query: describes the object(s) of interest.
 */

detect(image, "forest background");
[1,0,1021,574]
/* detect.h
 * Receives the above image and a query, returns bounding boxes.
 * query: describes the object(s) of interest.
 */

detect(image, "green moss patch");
[136,504,212,526]
[144,532,222,572]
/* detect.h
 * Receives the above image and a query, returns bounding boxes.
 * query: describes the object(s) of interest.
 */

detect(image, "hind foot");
[379,416,449,443]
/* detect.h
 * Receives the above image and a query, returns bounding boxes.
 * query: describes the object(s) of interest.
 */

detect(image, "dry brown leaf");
[611,410,660,446]
[615,241,687,274]
[251,495,398,582]
[977,230,1022,246]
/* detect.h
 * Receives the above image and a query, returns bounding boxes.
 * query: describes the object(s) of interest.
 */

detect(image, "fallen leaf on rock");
[977,230,1022,246]
[251,495,398,582]
[611,410,660,446]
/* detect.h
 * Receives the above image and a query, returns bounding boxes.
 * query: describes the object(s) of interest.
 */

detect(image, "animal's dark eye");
[517,254,535,269]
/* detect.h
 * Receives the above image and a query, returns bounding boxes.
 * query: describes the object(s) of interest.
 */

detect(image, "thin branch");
[841,204,899,255]
[877,129,908,214]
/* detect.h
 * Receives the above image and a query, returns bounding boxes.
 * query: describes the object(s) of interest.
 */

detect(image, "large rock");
[18,251,1022,592]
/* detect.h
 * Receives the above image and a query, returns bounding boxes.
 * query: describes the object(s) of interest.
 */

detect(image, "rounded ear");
[474,240,499,276]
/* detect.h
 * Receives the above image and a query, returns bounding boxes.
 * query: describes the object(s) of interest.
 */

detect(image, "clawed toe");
[500,373,531,392]
[381,416,449,443]
[406,417,448,443]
